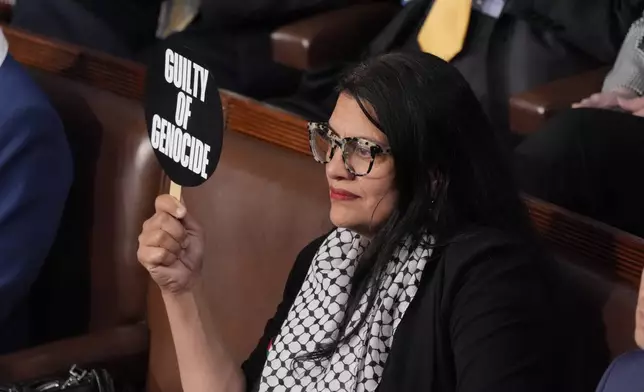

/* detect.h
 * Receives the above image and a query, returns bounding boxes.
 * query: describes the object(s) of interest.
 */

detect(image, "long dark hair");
[300,51,536,363]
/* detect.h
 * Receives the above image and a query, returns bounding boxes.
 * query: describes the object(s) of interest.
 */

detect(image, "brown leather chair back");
[146,131,332,392]
[26,69,163,344]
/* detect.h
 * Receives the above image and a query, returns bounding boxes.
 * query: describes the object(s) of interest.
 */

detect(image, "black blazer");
[503,0,644,63]
[241,227,606,392]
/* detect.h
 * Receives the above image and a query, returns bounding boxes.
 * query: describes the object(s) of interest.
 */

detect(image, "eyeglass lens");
[311,129,373,175]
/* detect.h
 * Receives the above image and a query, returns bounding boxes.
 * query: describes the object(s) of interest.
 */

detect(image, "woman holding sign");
[138,52,586,392]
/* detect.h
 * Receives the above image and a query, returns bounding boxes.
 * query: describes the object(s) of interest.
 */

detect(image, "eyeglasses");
[307,122,392,176]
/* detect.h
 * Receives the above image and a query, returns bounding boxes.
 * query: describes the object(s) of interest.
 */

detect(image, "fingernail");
[182,238,189,248]
[177,207,186,216]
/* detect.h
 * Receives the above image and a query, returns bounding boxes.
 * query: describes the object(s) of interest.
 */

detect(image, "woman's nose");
[326,148,352,180]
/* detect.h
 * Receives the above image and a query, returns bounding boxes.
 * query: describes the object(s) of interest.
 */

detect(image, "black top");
[241,227,604,392]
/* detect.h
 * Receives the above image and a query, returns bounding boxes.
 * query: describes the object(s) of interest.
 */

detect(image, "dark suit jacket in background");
[503,0,644,64]
[159,0,351,99]
[198,0,346,29]
[0,54,73,353]
[11,0,163,59]
[596,350,644,392]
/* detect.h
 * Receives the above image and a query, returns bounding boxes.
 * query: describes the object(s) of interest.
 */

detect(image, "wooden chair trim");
[525,195,644,286]
[5,26,643,288]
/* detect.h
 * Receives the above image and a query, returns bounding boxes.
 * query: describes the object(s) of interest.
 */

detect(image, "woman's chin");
[329,208,357,230]
[329,207,385,237]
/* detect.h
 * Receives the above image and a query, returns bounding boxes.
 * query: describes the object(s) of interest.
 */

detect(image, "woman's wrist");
[161,276,206,308]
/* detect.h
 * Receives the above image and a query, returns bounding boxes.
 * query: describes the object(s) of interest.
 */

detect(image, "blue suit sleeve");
[0,106,72,323]
[596,350,644,392]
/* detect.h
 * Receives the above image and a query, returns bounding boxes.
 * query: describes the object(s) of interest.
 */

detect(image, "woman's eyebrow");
[327,123,341,137]
[328,123,388,146]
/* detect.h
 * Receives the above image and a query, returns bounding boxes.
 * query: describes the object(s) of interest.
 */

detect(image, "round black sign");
[144,40,223,187]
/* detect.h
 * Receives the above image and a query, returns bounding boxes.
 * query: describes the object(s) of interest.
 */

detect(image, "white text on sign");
[151,114,210,180]
[149,49,212,180]
[164,49,209,103]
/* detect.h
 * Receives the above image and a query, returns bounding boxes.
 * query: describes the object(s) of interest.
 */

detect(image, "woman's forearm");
[162,278,245,392]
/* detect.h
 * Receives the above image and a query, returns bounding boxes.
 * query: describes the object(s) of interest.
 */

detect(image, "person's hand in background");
[617,96,644,117]
[572,88,637,110]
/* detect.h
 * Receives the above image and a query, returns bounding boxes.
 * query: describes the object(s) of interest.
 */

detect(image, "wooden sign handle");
[169,181,182,200]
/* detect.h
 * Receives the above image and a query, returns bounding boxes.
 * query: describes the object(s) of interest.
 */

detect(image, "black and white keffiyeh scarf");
[258,228,432,392]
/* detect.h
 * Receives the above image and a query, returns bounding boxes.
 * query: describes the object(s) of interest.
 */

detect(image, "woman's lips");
[330,187,359,201]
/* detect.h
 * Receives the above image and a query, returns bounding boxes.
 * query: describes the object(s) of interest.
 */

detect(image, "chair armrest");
[0,323,149,382]
[509,67,610,135]
[271,2,400,70]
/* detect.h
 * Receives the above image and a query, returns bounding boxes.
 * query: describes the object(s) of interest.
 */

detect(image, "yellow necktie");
[157,0,200,38]
[417,0,472,62]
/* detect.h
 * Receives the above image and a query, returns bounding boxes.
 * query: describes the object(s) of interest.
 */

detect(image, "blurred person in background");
[515,12,644,238]
[159,0,348,99]
[274,0,644,142]
[0,27,73,353]
[10,0,349,99]
[10,0,163,60]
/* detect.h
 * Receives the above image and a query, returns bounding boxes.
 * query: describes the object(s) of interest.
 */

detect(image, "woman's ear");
[428,168,449,219]
[428,168,444,202]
